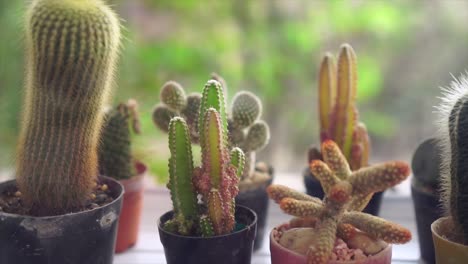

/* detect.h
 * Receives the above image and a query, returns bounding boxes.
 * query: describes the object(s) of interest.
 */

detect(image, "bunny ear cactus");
[152,81,202,143]
[268,140,412,264]
[316,44,370,171]
[98,100,140,181]
[16,0,121,215]
[164,80,245,237]
[437,74,468,244]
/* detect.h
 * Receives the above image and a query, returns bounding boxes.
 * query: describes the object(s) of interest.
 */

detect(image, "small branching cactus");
[153,74,271,186]
[98,100,141,180]
[310,44,370,171]
[16,0,121,215]
[153,81,202,143]
[437,74,468,244]
[163,80,245,237]
[269,140,411,264]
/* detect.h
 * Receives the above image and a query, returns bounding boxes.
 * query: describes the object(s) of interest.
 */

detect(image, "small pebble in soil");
[90,203,99,209]
[14,191,22,197]
[90,193,96,200]
[101,184,108,191]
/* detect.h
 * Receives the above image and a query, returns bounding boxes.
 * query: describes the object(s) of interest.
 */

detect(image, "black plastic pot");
[158,205,257,264]
[236,178,272,251]
[0,176,124,264]
[411,185,443,264]
[303,168,384,215]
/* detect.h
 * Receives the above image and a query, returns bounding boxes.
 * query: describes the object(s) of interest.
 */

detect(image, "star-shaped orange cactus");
[268,140,411,264]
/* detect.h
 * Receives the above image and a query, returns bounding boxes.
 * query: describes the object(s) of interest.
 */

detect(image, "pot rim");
[269,222,393,263]
[431,216,468,248]
[0,175,124,220]
[158,205,257,240]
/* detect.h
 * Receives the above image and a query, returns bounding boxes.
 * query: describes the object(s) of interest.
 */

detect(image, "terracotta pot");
[431,216,468,263]
[270,224,393,264]
[115,161,147,253]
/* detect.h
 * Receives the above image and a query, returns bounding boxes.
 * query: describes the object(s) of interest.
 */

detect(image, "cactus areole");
[14,0,121,216]
[269,140,411,264]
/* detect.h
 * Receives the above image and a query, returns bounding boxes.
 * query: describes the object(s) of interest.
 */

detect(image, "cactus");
[152,81,201,143]
[313,44,370,171]
[164,80,245,237]
[98,100,140,181]
[411,138,441,192]
[268,140,411,264]
[16,0,121,215]
[437,74,468,244]
[153,74,271,185]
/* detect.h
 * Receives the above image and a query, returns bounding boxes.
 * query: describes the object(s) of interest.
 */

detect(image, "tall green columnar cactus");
[98,100,140,180]
[315,44,370,171]
[165,117,198,236]
[16,0,121,215]
[438,76,468,243]
[269,140,411,264]
[164,80,245,237]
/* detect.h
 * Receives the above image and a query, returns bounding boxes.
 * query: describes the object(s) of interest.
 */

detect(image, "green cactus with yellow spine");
[164,80,245,237]
[98,100,140,181]
[269,140,412,264]
[16,0,121,215]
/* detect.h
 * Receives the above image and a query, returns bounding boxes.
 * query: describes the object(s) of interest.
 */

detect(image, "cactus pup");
[269,140,411,264]
[163,80,245,237]
[15,0,121,215]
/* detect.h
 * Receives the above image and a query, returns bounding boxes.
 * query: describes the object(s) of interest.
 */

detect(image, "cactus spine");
[269,140,411,264]
[438,74,468,244]
[164,80,245,237]
[315,44,370,171]
[16,0,121,215]
[98,100,140,181]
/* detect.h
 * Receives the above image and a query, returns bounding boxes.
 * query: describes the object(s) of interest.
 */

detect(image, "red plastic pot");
[270,223,393,264]
[115,161,147,253]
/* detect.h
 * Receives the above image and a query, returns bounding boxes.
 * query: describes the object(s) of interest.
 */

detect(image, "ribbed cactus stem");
[98,102,138,180]
[198,80,228,148]
[330,44,357,159]
[230,147,246,178]
[167,117,198,235]
[16,0,121,214]
[318,53,336,141]
[445,89,468,243]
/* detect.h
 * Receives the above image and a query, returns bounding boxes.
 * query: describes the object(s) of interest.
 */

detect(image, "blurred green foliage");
[2,0,468,181]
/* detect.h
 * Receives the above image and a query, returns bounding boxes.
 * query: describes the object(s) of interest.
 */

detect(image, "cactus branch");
[319,53,336,141]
